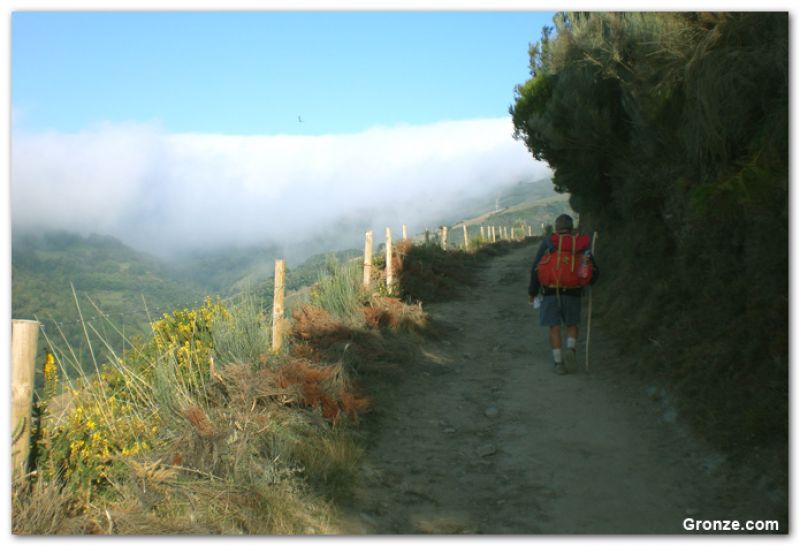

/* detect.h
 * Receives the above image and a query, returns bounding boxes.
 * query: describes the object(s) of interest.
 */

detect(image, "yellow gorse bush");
[33,297,230,508]
[37,376,160,494]
[151,296,230,381]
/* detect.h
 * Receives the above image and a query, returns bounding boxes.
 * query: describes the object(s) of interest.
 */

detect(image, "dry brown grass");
[12,477,90,535]
[291,305,354,349]
[15,236,462,535]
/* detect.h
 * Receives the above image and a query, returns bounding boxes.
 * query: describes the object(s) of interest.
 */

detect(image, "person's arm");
[528,242,547,300]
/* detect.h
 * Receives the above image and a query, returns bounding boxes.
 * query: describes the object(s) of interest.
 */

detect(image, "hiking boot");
[553,362,567,375]
[564,348,577,371]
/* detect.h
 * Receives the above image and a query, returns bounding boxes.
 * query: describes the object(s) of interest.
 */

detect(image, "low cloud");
[11,118,551,259]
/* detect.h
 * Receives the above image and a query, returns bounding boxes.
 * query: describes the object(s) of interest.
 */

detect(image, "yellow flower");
[43,350,58,398]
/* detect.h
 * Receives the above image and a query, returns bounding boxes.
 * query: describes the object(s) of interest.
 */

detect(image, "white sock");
[566,337,577,350]
[552,348,563,363]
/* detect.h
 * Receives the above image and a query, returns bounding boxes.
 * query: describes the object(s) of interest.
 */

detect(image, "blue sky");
[10,10,557,256]
[10,10,557,260]
[13,11,556,135]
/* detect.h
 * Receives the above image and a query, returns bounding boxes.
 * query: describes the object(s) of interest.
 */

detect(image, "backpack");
[536,233,593,289]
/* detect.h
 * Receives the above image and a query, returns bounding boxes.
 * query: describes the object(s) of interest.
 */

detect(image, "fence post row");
[272,259,285,353]
[13,213,553,485]
[16,213,546,477]
[12,319,39,477]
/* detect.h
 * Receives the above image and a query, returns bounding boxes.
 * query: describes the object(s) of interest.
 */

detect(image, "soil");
[338,242,786,534]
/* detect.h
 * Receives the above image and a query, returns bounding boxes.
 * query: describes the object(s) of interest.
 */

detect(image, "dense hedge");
[511,13,787,451]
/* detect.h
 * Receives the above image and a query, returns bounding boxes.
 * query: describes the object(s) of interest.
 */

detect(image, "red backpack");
[536,233,593,288]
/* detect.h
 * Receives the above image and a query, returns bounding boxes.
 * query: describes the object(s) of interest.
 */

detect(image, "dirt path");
[338,243,742,534]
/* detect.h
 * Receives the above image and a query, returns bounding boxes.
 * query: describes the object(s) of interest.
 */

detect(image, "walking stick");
[585,231,598,372]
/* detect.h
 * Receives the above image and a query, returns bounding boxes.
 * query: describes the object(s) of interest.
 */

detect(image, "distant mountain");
[166,242,284,296]
[447,177,574,235]
[11,230,364,364]
[12,230,208,365]
[11,176,569,365]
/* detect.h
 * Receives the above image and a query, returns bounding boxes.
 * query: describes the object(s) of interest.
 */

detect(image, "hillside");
[446,176,572,233]
[166,242,283,296]
[12,230,208,368]
[11,173,566,362]
[12,230,365,369]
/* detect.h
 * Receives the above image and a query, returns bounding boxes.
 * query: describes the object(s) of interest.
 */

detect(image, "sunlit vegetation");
[14,231,527,534]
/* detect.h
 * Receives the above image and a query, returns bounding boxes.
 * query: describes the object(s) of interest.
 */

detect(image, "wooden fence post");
[528,225,532,237]
[402,224,408,241]
[12,319,39,477]
[385,227,394,293]
[272,260,285,353]
[442,226,449,251]
[491,226,496,243]
[480,226,485,241]
[463,224,469,250]
[363,230,373,288]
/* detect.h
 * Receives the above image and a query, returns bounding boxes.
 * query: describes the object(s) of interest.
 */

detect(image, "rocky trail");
[338,243,780,534]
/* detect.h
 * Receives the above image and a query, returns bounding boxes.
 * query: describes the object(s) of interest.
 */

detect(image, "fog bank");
[12,118,551,258]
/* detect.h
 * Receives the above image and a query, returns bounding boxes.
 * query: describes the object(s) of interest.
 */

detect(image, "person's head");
[555,214,574,234]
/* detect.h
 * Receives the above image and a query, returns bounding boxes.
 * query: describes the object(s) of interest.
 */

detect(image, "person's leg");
[562,296,582,371]
[540,296,566,374]
[549,325,562,349]
[566,325,579,349]
[549,325,566,374]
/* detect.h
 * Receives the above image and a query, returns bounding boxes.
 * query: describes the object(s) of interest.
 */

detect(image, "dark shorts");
[539,294,581,327]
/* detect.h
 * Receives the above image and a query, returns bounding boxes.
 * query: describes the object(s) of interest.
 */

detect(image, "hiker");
[528,214,599,374]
